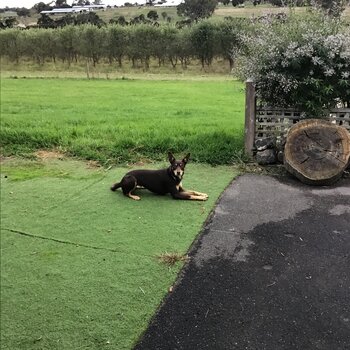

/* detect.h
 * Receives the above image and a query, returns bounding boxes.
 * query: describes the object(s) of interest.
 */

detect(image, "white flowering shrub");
[236,12,350,116]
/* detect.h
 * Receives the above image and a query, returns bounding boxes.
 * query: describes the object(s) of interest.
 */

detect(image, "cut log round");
[284,119,350,185]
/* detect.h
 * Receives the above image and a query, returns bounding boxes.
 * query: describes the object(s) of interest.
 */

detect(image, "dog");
[110,152,208,201]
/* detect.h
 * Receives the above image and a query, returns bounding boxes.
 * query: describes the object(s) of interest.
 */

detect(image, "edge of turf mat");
[132,174,237,348]
[1,158,238,349]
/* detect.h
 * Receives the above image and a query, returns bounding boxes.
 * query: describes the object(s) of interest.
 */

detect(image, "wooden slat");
[254,107,350,147]
[330,108,350,113]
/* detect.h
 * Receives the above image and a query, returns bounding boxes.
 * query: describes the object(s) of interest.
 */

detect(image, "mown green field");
[0,77,245,165]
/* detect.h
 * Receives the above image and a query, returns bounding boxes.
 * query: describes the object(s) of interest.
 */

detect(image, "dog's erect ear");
[183,153,190,164]
[168,152,175,164]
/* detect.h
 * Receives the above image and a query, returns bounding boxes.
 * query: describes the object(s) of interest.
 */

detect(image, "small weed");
[156,252,189,266]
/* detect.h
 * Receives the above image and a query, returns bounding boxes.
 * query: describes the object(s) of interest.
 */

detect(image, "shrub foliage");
[236,12,350,116]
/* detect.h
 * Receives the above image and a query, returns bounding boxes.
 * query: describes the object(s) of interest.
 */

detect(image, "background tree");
[109,15,128,25]
[55,14,75,27]
[175,27,192,68]
[37,14,56,28]
[147,10,159,21]
[77,25,106,66]
[117,15,128,25]
[160,26,180,67]
[55,0,69,8]
[216,18,248,70]
[232,0,244,6]
[161,11,167,20]
[105,25,129,66]
[56,25,79,66]
[73,0,91,5]
[22,29,56,65]
[16,7,31,16]
[268,0,284,6]
[33,2,52,13]
[0,17,18,29]
[75,12,105,26]
[130,14,150,24]
[177,0,218,22]
[0,29,24,63]
[128,25,159,69]
[190,20,217,67]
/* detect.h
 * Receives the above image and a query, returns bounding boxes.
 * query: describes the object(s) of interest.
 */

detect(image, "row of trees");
[0,19,247,69]
[37,11,173,29]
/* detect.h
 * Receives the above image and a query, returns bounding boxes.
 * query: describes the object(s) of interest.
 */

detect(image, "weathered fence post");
[244,79,256,156]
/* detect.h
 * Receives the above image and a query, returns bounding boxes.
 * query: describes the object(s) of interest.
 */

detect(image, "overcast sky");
[0,0,143,8]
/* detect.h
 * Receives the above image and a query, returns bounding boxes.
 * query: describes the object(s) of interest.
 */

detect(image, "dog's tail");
[110,182,121,191]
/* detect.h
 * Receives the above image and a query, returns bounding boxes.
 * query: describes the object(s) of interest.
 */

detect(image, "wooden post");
[244,79,256,156]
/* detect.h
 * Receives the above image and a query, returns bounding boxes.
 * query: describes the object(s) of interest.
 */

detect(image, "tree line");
[0,19,248,70]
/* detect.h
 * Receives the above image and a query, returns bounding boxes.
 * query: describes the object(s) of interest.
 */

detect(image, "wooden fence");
[244,80,350,156]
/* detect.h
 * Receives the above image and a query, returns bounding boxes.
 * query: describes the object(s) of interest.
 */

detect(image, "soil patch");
[35,150,65,160]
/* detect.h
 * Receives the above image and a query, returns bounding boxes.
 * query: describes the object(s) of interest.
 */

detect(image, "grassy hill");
[12,4,350,27]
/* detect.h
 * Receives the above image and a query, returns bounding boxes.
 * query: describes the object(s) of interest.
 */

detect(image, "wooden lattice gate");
[244,80,350,156]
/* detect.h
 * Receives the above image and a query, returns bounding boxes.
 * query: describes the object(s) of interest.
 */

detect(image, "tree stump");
[284,119,350,185]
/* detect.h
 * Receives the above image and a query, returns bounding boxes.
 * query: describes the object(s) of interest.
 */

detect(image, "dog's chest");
[176,182,182,191]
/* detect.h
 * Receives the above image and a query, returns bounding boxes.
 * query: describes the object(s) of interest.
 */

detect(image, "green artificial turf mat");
[1,158,237,349]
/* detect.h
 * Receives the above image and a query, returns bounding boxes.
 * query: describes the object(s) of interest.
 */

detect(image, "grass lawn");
[0,77,245,165]
[0,156,237,349]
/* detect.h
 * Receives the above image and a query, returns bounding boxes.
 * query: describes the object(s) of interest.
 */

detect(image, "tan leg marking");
[128,193,141,200]
[188,193,208,201]
[186,190,208,198]
[126,180,141,200]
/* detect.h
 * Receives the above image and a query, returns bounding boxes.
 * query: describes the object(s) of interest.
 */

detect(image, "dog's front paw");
[198,194,208,201]
[128,194,141,200]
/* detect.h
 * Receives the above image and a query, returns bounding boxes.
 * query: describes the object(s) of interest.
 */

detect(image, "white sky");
[0,0,144,8]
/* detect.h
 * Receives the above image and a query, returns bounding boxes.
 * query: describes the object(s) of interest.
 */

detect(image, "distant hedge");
[0,19,249,70]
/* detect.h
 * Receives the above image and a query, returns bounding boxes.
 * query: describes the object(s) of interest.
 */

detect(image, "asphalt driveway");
[134,174,350,350]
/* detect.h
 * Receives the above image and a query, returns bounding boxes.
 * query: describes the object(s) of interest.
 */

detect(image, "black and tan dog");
[110,153,208,201]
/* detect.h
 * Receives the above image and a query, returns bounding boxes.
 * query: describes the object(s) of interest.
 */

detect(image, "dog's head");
[168,152,190,180]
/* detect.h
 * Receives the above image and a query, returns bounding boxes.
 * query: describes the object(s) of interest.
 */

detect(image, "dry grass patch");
[35,150,65,161]
[157,252,189,266]
[86,160,102,169]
